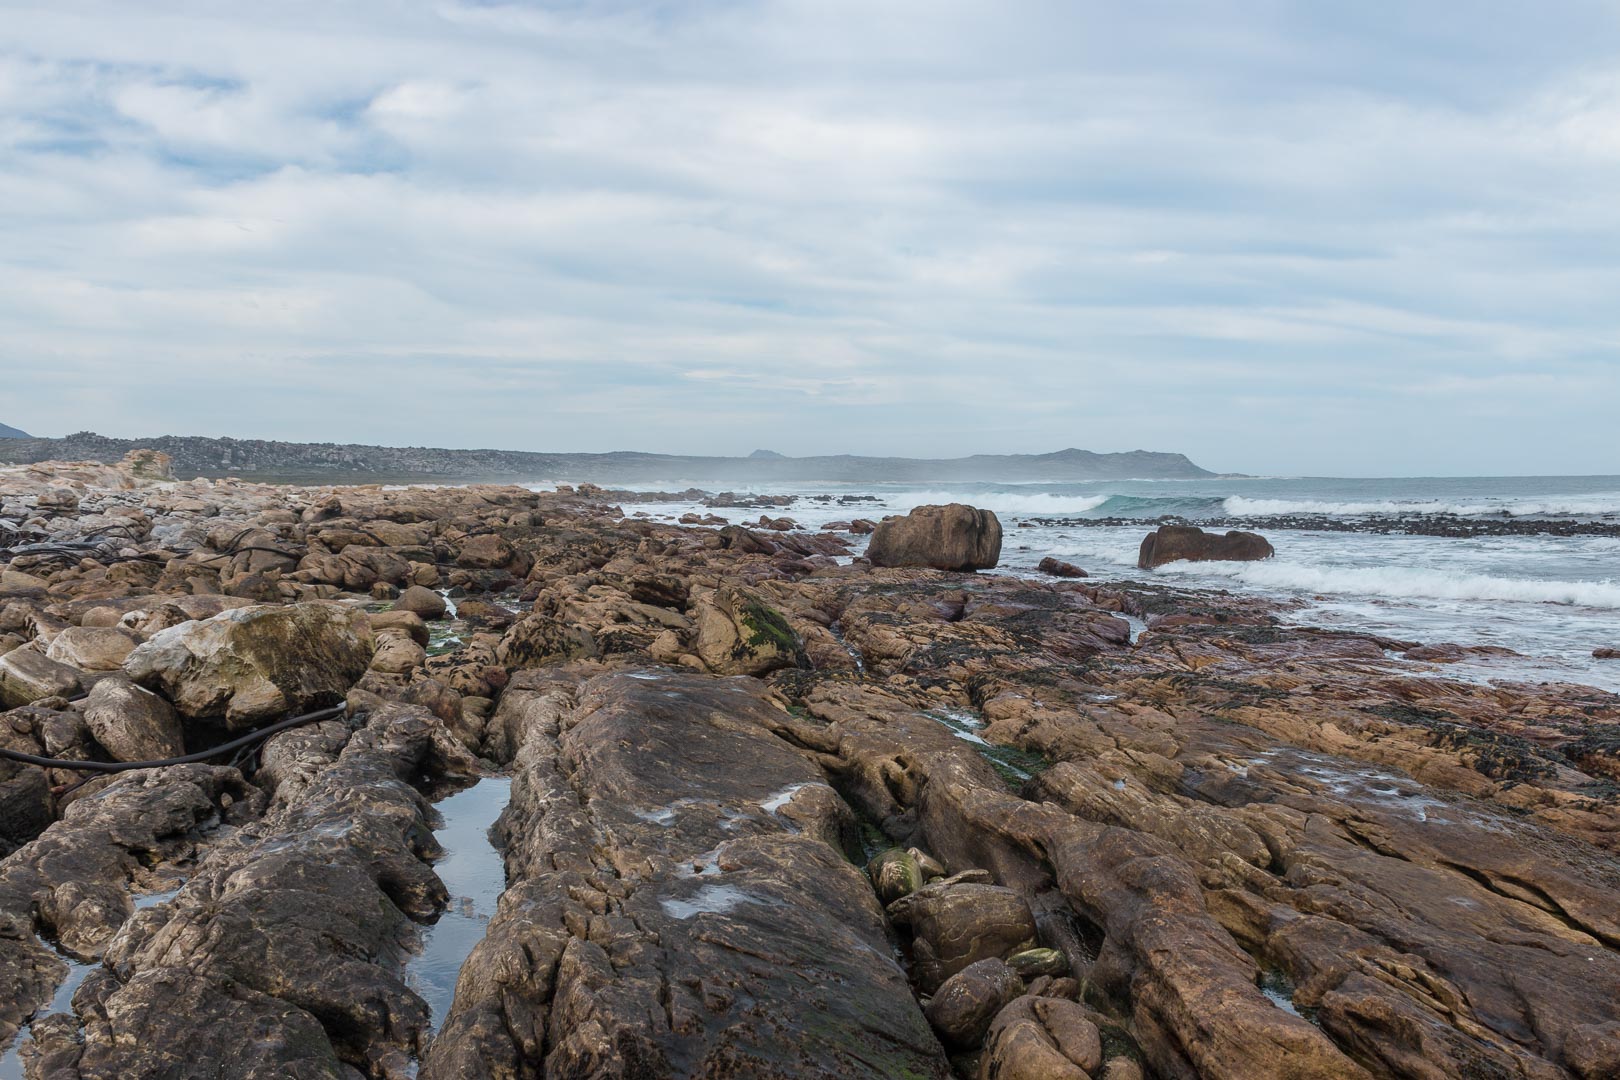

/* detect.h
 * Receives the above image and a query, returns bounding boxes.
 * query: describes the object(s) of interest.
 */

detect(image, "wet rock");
[867,504,1003,571]
[1037,557,1088,578]
[1594,647,1618,659]
[394,584,448,620]
[422,670,948,1080]
[0,645,81,708]
[692,585,808,676]
[123,602,374,728]
[1137,524,1273,569]
[925,957,1025,1050]
[82,675,184,762]
[67,706,472,1078]
[888,873,1038,992]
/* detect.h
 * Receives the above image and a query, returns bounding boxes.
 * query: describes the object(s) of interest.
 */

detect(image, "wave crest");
[1152,560,1620,609]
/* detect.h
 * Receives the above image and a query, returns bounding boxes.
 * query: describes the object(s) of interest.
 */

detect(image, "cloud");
[0,0,1618,475]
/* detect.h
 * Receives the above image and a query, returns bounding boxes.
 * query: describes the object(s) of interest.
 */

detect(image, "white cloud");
[0,1,1617,473]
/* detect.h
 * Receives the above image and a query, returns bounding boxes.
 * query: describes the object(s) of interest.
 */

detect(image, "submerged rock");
[1037,557,1088,578]
[867,503,1003,571]
[1137,524,1273,569]
[122,602,373,728]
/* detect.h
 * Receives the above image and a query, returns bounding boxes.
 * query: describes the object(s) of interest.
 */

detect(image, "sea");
[603,475,1620,693]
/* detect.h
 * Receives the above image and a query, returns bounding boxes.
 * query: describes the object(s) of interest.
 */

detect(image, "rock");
[1007,947,1070,979]
[849,519,876,534]
[1037,557,1088,578]
[0,645,82,708]
[45,625,142,671]
[495,614,598,668]
[83,675,184,762]
[1595,647,1619,659]
[123,602,374,728]
[422,671,948,1079]
[924,958,1025,1050]
[979,995,1103,1080]
[867,504,1002,571]
[1137,525,1273,569]
[868,847,925,904]
[369,629,426,675]
[888,874,1038,992]
[456,533,518,570]
[395,585,448,620]
[691,585,808,676]
[369,608,429,647]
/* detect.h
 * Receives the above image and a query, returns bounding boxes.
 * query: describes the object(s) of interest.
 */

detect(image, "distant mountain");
[0,431,1218,483]
[0,422,29,439]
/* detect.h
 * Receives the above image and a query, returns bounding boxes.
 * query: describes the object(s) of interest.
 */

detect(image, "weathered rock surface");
[1038,556,1088,578]
[924,957,1025,1049]
[867,503,1003,571]
[422,669,949,1079]
[0,646,81,708]
[1137,524,1274,569]
[82,676,184,762]
[691,585,808,676]
[123,602,373,727]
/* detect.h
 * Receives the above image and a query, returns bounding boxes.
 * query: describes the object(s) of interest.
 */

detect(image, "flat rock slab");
[424,668,949,1079]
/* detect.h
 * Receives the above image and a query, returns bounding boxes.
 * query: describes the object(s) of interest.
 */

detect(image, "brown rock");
[1037,557,1088,578]
[1137,525,1273,569]
[888,873,1038,992]
[395,585,448,620]
[867,504,1003,571]
[45,626,143,672]
[980,995,1103,1079]
[83,675,184,762]
[123,602,374,728]
[691,586,807,676]
[0,646,82,708]
[925,958,1025,1049]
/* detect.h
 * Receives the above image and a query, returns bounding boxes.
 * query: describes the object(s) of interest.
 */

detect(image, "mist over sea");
[602,474,1620,692]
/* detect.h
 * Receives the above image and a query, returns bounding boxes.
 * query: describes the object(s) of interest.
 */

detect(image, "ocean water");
[603,475,1620,692]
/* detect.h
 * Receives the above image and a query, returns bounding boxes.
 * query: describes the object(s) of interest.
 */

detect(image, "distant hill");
[0,422,29,438]
[0,431,1218,483]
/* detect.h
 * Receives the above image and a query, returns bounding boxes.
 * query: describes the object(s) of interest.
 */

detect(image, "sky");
[2,1,1619,476]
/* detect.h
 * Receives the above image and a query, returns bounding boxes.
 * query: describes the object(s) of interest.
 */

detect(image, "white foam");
[1224,495,1620,519]
[898,491,1112,515]
[1151,559,1620,609]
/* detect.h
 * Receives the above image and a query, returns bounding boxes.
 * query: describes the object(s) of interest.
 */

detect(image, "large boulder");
[1137,525,1274,570]
[123,603,374,728]
[867,504,1002,571]
[692,586,808,676]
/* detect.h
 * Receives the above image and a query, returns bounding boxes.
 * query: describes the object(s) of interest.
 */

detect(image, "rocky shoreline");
[2,452,1619,1079]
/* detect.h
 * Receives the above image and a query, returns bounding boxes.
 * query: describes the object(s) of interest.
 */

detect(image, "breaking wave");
[1223,496,1620,519]
[1151,560,1620,609]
